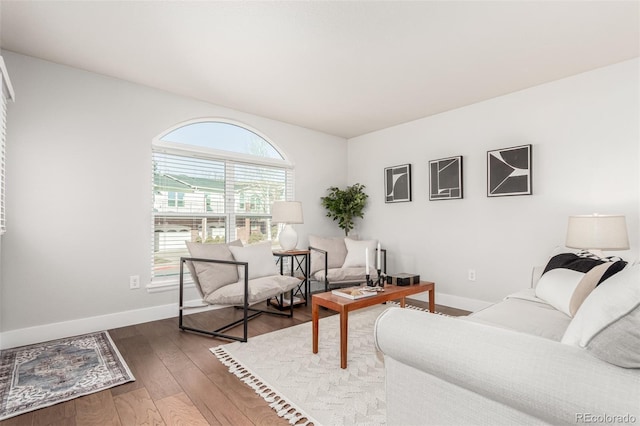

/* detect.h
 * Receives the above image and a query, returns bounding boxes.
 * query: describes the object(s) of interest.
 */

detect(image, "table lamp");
[271,201,304,251]
[565,214,629,258]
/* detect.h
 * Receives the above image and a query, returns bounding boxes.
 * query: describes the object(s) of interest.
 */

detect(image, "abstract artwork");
[487,144,532,197]
[384,164,411,203]
[429,156,463,200]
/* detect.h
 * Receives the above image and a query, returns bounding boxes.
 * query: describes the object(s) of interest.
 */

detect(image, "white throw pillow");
[535,269,584,316]
[342,238,378,270]
[229,241,279,280]
[562,264,640,368]
[534,253,626,317]
[562,264,640,348]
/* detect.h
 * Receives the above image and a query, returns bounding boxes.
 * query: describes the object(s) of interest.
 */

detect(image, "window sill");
[147,276,195,293]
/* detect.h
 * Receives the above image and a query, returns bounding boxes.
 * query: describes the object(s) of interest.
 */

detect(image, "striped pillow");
[535,253,626,317]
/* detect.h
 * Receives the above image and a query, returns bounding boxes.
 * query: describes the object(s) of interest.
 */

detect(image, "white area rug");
[212,303,441,425]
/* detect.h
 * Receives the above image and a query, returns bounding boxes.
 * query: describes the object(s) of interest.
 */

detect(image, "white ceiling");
[1,1,638,139]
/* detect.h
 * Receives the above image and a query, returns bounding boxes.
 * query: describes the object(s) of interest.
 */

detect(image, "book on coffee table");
[331,287,378,300]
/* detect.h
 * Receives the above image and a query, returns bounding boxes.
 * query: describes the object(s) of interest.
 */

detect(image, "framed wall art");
[384,164,411,203]
[487,144,532,197]
[429,156,463,200]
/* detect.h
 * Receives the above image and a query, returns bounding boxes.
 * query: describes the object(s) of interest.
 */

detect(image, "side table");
[270,249,310,309]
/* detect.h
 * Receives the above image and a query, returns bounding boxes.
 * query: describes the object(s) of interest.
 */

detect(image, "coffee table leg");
[400,296,406,308]
[312,301,319,354]
[429,288,435,313]
[340,308,348,369]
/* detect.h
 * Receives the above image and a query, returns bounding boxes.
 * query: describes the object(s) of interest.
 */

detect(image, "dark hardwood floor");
[0,299,469,426]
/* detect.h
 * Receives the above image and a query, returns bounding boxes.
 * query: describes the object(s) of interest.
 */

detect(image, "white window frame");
[149,118,294,292]
[0,57,15,236]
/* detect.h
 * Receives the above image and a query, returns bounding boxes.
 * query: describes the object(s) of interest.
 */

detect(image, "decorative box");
[386,273,420,286]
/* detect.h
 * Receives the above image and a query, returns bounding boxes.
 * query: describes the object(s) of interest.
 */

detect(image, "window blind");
[151,150,293,280]
[0,58,15,236]
[0,74,6,235]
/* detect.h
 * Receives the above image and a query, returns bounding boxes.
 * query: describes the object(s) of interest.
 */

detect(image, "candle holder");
[366,269,384,287]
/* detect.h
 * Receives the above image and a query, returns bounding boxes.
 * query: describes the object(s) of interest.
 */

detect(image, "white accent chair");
[308,236,387,292]
[179,241,301,342]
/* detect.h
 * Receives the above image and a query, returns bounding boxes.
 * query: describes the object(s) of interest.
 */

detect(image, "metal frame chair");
[178,256,295,342]
[308,247,387,292]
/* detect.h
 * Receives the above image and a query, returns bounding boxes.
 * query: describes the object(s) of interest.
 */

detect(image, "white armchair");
[308,235,387,292]
[179,241,301,342]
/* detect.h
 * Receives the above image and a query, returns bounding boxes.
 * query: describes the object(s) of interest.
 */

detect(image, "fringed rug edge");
[211,345,319,426]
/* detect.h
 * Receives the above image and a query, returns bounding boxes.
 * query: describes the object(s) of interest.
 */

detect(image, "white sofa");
[375,256,640,426]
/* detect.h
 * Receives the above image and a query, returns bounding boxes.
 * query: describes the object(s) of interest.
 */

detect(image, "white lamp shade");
[271,201,303,224]
[565,214,629,251]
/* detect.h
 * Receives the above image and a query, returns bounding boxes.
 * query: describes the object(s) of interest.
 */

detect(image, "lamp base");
[577,249,605,259]
[278,224,298,251]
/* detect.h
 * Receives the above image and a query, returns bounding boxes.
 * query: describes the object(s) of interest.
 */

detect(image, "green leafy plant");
[321,183,368,236]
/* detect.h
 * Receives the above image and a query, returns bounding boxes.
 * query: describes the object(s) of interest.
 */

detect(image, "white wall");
[348,59,639,310]
[2,52,637,346]
[0,52,347,345]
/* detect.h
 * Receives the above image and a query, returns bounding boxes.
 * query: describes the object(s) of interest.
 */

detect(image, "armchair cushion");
[313,266,371,283]
[228,241,279,280]
[204,275,301,305]
[308,235,347,274]
[342,238,377,268]
[186,240,243,298]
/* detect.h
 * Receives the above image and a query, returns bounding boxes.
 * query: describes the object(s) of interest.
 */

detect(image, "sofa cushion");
[342,238,377,269]
[228,241,278,280]
[205,275,301,305]
[562,264,640,368]
[308,235,348,274]
[534,253,626,317]
[186,240,243,298]
[466,289,572,341]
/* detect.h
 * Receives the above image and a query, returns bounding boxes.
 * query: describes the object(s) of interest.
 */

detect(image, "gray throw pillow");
[186,240,243,298]
[308,235,348,274]
[562,264,640,368]
[586,306,640,368]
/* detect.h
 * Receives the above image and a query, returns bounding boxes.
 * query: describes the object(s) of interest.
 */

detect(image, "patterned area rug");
[0,331,134,421]
[212,303,445,425]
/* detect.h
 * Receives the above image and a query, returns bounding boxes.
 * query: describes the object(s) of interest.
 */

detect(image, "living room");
[0,1,638,423]
[1,0,638,346]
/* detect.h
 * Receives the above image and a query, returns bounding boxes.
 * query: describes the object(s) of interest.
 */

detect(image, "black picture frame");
[429,156,463,201]
[384,164,412,203]
[487,144,532,197]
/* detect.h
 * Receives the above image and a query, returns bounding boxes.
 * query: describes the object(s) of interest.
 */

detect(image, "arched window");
[151,119,294,285]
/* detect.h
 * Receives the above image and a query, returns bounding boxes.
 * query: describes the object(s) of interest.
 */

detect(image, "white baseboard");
[409,291,493,313]
[0,299,220,350]
[0,292,493,349]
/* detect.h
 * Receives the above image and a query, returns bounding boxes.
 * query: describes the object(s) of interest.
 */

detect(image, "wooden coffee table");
[312,282,435,369]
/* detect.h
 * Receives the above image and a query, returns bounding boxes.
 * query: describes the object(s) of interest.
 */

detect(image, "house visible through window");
[151,119,294,284]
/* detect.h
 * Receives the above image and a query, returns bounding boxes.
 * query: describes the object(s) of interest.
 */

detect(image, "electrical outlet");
[129,275,140,289]
[468,269,476,282]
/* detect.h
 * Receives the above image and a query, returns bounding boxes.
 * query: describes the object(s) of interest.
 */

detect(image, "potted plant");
[321,183,368,236]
